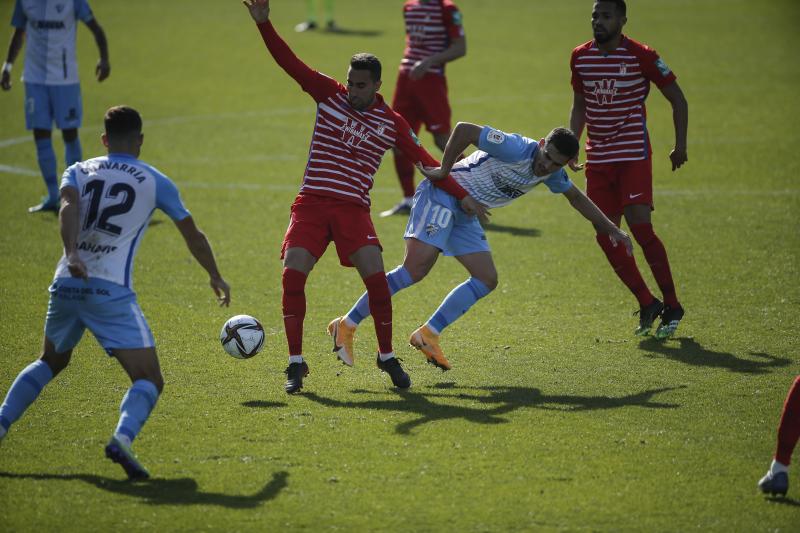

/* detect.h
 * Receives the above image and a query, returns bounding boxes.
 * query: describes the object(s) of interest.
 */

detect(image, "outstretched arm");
[1,28,25,91]
[174,217,231,306]
[243,0,336,101]
[562,184,632,255]
[660,81,688,171]
[84,19,109,82]
[59,186,88,279]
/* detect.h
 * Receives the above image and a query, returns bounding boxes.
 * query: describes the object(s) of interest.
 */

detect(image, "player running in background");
[0,106,231,479]
[380,0,466,218]
[328,122,632,370]
[295,0,337,32]
[568,0,688,339]
[242,0,485,392]
[758,375,800,497]
[2,0,110,213]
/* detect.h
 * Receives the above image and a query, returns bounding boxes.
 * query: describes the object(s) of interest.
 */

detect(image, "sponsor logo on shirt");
[619,62,627,75]
[593,79,617,105]
[34,20,66,30]
[655,58,671,77]
[342,118,371,148]
[491,173,525,199]
[486,130,505,144]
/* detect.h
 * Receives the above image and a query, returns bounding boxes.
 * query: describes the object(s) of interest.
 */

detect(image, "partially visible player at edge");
[242,0,486,393]
[0,106,231,480]
[568,0,688,338]
[381,0,467,218]
[329,122,633,370]
[2,0,110,213]
[758,375,800,497]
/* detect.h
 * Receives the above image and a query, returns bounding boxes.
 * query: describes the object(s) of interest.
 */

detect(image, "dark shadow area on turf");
[250,385,684,435]
[242,400,288,408]
[638,337,791,374]
[482,223,541,238]
[764,495,800,507]
[0,470,288,508]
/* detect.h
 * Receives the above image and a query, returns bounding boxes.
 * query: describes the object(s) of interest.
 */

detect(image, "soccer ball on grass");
[220,315,264,359]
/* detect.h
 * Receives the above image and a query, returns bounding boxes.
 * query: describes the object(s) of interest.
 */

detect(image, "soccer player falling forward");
[242,0,485,392]
[568,0,688,338]
[0,106,231,480]
[2,0,110,213]
[758,375,800,497]
[381,0,467,218]
[328,122,632,370]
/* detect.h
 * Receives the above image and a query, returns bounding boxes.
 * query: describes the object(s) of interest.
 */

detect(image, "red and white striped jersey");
[400,0,464,76]
[570,35,677,164]
[256,22,468,208]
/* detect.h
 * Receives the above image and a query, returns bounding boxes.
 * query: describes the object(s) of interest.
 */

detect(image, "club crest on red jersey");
[593,79,617,106]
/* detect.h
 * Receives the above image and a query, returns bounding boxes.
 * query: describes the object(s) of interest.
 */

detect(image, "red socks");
[393,150,417,198]
[776,376,800,465]
[282,268,307,356]
[596,234,653,307]
[629,223,679,308]
[364,271,393,354]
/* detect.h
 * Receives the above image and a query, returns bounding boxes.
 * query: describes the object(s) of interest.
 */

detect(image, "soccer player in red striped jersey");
[381,0,467,218]
[569,0,688,339]
[242,0,485,394]
[758,375,800,497]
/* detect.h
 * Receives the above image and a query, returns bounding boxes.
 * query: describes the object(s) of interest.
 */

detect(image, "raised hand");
[243,0,271,24]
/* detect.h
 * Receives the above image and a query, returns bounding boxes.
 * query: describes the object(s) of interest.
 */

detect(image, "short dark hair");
[104,105,142,141]
[545,127,579,159]
[595,0,626,16]
[350,53,382,82]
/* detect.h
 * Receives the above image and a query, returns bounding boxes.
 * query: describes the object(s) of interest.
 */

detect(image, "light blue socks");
[113,379,160,445]
[0,360,54,433]
[35,137,58,202]
[346,266,414,325]
[428,277,492,334]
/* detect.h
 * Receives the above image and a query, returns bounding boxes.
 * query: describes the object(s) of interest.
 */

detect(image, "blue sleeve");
[11,0,26,28]
[544,169,573,194]
[154,173,191,221]
[477,126,533,163]
[60,165,78,190]
[75,0,94,22]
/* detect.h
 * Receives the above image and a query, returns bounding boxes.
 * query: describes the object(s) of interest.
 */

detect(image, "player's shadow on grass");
[638,337,791,374]
[287,384,683,435]
[482,223,541,238]
[317,27,383,37]
[0,470,288,508]
[764,495,800,507]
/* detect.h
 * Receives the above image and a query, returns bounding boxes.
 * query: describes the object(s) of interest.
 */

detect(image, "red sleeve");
[631,41,677,89]
[391,111,468,200]
[256,21,340,102]
[570,47,583,93]
[442,2,465,40]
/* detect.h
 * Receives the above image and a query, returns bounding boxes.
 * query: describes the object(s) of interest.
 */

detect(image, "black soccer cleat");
[634,298,664,336]
[105,437,150,480]
[655,305,685,340]
[758,470,789,497]
[284,361,309,394]
[376,355,411,388]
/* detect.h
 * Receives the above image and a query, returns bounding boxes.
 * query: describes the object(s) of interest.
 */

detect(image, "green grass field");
[1,0,798,530]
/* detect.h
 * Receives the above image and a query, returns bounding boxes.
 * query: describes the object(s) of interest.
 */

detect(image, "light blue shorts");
[24,82,83,130]
[403,180,491,257]
[45,277,154,355]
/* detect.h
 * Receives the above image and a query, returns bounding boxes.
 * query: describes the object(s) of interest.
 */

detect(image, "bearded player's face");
[592,2,626,44]
[346,68,381,111]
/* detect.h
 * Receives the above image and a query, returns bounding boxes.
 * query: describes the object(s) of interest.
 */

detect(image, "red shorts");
[392,70,451,135]
[585,157,654,216]
[281,194,382,267]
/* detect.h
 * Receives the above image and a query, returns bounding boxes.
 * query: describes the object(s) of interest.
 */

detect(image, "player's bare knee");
[40,349,71,376]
